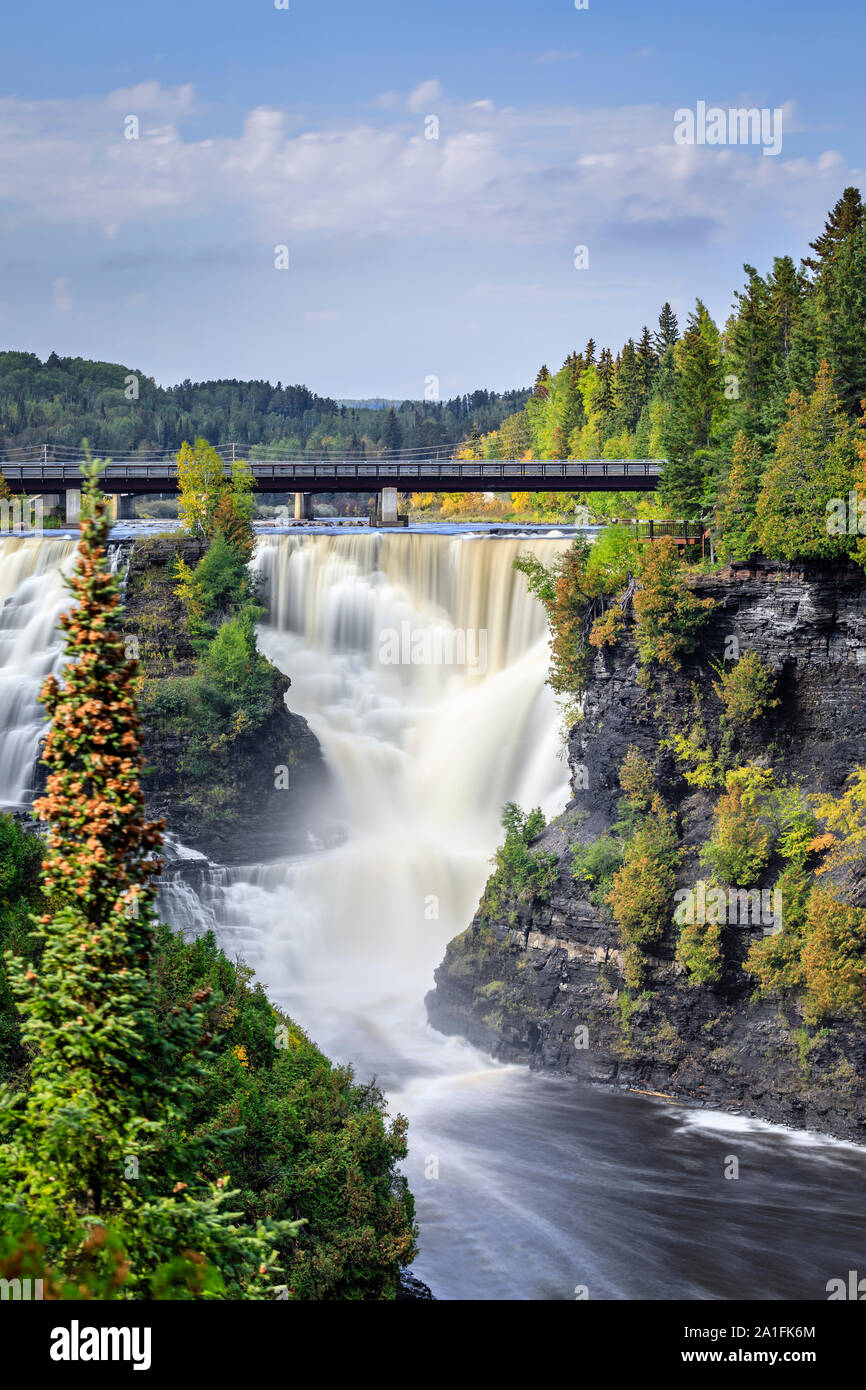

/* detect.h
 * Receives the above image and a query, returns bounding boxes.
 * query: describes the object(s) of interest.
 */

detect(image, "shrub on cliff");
[607,795,681,955]
[572,835,624,910]
[632,538,715,675]
[675,914,724,986]
[514,539,593,696]
[712,650,779,728]
[701,764,774,886]
[481,803,560,918]
[802,886,866,1022]
[743,863,811,996]
[515,527,640,695]
[812,767,866,879]
[619,745,655,811]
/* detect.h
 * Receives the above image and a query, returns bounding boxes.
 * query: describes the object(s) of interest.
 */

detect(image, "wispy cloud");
[534,50,582,65]
[0,82,848,259]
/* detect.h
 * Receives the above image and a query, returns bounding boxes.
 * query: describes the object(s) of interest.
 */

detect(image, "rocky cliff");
[121,536,331,863]
[427,559,866,1143]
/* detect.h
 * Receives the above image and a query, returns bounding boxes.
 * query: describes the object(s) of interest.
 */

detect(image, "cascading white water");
[0,538,77,807]
[8,528,865,1302]
[201,532,572,1041]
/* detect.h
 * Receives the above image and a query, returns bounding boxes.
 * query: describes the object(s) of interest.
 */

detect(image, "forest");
[414,186,866,538]
[0,353,527,461]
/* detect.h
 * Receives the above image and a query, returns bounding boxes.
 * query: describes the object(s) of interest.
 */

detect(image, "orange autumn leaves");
[33,475,163,923]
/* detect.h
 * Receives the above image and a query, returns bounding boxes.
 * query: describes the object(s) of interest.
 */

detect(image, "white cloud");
[52,276,73,312]
[0,83,856,265]
[406,79,442,114]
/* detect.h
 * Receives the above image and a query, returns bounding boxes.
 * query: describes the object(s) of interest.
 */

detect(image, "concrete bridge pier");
[64,489,81,524]
[378,487,399,526]
[294,491,313,521]
[109,494,136,522]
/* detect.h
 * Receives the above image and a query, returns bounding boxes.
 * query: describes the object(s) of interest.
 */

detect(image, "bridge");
[0,446,663,523]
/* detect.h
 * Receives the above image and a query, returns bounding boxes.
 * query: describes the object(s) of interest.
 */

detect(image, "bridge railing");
[0,453,664,482]
[633,519,707,542]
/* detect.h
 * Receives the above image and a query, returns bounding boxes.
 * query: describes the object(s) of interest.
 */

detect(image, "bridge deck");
[0,457,662,494]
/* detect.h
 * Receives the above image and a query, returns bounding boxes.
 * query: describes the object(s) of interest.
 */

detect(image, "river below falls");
[2,526,865,1300]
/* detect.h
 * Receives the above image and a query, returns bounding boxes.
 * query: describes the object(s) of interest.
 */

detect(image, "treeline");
[0,351,528,459]
[463,186,866,552]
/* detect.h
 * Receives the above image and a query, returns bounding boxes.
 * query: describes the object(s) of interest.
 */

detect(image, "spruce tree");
[755,362,859,561]
[0,461,297,1298]
[659,302,725,516]
[656,302,679,352]
[805,187,864,273]
[714,432,763,562]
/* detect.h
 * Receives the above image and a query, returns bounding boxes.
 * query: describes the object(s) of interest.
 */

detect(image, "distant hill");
[0,350,529,458]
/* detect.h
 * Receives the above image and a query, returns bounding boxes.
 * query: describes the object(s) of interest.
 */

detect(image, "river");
[1,527,864,1301]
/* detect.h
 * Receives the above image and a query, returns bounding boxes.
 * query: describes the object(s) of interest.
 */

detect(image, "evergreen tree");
[382,407,402,455]
[582,339,596,368]
[613,338,640,433]
[594,349,616,425]
[635,326,659,409]
[533,365,552,399]
[805,187,864,273]
[756,361,859,561]
[714,432,763,562]
[0,461,296,1297]
[659,301,725,516]
[656,302,679,353]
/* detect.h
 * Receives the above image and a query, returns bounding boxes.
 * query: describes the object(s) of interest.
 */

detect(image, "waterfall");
[213,531,573,1032]
[0,537,77,807]
[3,528,866,1301]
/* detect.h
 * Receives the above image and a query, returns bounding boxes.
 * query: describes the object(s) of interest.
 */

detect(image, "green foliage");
[743,864,811,996]
[633,538,715,673]
[480,803,560,918]
[618,745,655,811]
[772,785,820,867]
[756,361,859,561]
[812,766,866,878]
[150,926,416,1300]
[658,301,725,516]
[666,720,724,790]
[572,835,624,910]
[713,650,779,727]
[802,887,866,1023]
[676,916,724,986]
[701,764,774,885]
[714,433,763,562]
[514,538,594,696]
[607,796,681,951]
[0,463,298,1297]
[583,525,641,595]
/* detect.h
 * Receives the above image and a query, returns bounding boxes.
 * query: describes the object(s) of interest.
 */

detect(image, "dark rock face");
[427,560,866,1144]
[123,536,332,864]
[396,1271,437,1301]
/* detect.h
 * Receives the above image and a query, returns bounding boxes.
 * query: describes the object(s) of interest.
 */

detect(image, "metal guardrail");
[633,519,705,541]
[0,457,664,485]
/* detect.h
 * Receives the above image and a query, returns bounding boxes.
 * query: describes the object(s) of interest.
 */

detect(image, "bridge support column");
[294,491,313,521]
[107,494,136,522]
[378,488,399,526]
[64,489,81,524]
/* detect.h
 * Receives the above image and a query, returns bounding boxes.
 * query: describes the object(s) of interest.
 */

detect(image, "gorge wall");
[122,537,330,863]
[427,559,866,1143]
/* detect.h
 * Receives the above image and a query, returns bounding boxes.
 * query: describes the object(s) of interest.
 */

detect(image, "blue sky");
[1,0,863,397]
